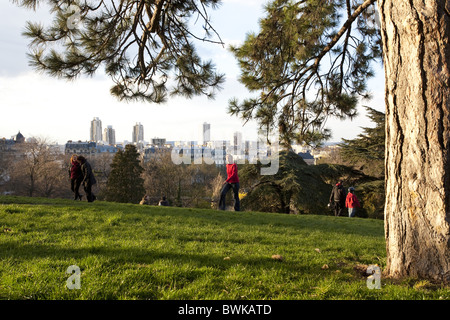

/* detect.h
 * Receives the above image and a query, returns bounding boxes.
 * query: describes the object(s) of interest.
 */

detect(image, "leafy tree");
[339,106,385,178]
[104,144,145,203]
[232,0,450,283]
[14,0,225,102]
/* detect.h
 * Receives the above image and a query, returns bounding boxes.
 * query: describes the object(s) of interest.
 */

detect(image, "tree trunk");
[379,0,450,282]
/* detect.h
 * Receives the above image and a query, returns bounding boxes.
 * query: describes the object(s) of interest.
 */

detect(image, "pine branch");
[14,0,225,103]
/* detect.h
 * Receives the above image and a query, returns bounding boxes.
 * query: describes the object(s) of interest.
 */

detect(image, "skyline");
[74,118,272,145]
[0,0,385,146]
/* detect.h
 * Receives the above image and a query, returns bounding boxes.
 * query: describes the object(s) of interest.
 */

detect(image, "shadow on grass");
[0,241,296,270]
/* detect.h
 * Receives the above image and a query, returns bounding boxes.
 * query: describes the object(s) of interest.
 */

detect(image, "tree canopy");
[229,0,381,147]
[14,0,225,102]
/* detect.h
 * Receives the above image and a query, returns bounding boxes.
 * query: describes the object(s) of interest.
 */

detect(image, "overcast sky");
[0,0,385,145]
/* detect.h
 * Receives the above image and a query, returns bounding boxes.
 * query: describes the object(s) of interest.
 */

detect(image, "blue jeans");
[219,182,240,211]
[348,208,356,217]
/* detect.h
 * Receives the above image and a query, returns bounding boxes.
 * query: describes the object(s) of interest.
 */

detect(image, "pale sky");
[0,0,385,145]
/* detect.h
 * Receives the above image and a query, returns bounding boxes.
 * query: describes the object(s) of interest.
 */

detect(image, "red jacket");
[226,163,239,183]
[345,193,361,208]
[70,160,82,180]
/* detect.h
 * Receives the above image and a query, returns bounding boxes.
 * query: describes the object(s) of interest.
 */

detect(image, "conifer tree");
[240,150,370,215]
[231,0,450,283]
[339,106,385,178]
[229,0,381,148]
[14,0,225,102]
[104,144,145,203]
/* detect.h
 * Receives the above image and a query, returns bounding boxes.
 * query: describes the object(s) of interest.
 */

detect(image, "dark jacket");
[81,160,96,186]
[330,183,346,204]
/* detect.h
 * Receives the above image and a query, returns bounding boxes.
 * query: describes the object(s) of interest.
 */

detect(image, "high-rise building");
[233,131,242,148]
[202,122,210,145]
[90,117,102,142]
[132,122,144,143]
[103,125,116,145]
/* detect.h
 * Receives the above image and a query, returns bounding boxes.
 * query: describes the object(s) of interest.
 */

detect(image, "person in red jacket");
[345,187,361,217]
[219,154,240,211]
[69,154,83,201]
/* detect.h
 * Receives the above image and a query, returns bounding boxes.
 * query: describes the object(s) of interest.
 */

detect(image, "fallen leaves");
[271,254,283,261]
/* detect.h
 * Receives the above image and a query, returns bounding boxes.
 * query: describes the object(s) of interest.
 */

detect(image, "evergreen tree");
[240,150,371,215]
[14,0,225,102]
[104,144,145,203]
[229,0,381,148]
[339,106,385,178]
[231,0,450,282]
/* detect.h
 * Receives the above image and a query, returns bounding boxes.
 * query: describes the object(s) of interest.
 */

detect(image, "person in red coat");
[219,154,240,211]
[345,187,361,217]
[69,154,83,200]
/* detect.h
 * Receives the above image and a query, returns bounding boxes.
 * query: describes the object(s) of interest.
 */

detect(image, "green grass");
[0,195,448,300]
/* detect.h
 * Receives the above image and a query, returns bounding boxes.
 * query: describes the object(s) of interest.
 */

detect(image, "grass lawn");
[0,196,448,300]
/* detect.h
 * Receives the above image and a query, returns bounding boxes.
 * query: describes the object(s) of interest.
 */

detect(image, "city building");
[103,125,116,145]
[298,152,315,165]
[0,131,26,161]
[132,122,144,143]
[90,117,102,142]
[151,137,166,147]
[233,131,242,147]
[202,122,210,145]
[65,140,120,156]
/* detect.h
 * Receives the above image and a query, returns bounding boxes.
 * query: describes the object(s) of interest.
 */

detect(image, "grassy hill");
[0,196,448,300]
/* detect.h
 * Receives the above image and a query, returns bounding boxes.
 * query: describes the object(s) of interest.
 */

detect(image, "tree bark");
[379,0,450,282]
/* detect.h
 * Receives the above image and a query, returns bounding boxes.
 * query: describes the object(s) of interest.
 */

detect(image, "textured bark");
[379,0,450,282]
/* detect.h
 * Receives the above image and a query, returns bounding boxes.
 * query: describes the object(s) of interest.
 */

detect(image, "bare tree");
[8,137,67,198]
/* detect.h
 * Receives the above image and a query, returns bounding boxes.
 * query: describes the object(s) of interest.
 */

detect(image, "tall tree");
[340,106,385,178]
[229,0,381,148]
[232,0,450,283]
[380,0,450,282]
[16,0,450,282]
[14,0,225,102]
[104,144,145,203]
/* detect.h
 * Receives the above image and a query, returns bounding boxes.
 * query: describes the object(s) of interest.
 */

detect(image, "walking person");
[329,181,346,216]
[219,154,240,211]
[69,154,83,200]
[345,187,361,217]
[77,155,97,202]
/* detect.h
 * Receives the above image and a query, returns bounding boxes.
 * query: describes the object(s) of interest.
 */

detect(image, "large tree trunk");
[379,0,450,282]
